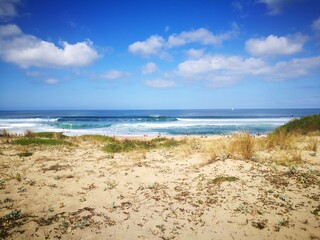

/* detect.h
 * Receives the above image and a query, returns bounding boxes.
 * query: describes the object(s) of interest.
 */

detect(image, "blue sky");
[0,0,320,110]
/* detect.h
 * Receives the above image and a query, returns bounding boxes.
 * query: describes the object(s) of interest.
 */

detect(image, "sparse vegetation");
[0,179,5,189]
[0,129,12,138]
[102,137,185,153]
[7,173,22,182]
[24,130,36,138]
[17,152,33,157]
[35,132,66,139]
[12,138,71,146]
[207,176,239,185]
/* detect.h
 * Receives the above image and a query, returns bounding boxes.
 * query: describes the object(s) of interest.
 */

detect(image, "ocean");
[0,109,319,136]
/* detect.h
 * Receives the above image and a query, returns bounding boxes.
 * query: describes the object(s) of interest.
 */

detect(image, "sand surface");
[0,136,319,239]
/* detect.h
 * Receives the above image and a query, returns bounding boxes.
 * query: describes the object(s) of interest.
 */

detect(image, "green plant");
[102,137,184,153]
[7,173,22,182]
[79,134,117,142]
[207,176,239,185]
[274,114,320,135]
[17,152,33,157]
[102,143,123,153]
[35,132,66,139]
[3,209,22,221]
[12,138,71,146]
[0,179,5,189]
[17,186,26,193]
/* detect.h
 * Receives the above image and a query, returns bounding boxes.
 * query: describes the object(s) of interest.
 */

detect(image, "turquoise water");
[0,109,319,136]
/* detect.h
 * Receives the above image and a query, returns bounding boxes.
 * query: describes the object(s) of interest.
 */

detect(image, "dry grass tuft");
[306,137,318,151]
[0,129,12,138]
[268,149,303,166]
[229,132,255,160]
[24,130,36,138]
[265,129,302,150]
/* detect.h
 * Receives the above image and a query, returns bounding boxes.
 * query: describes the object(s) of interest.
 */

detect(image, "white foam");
[177,117,291,123]
[0,118,59,123]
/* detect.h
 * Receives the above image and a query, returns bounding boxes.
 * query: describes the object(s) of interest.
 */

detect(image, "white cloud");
[0,24,99,68]
[258,0,291,15]
[266,56,320,81]
[141,62,158,75]
[245,34,306,56]
[177,54,320,87]
[100,70,130,80]
[185,48,205,59]
[128,35,165,56]
[0,24,21,37]
[145,79,175,88]
[0,0,20,19]
[44,78,59,85]
[178,55,268,77]
[164,25,170,32]
[167,26,239,48]
[128,25,239,57]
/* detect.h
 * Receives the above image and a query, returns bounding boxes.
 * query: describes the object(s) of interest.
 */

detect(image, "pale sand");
[0,136,319,239]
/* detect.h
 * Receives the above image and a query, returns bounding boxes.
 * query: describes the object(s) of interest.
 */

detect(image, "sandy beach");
[0,134,319,239]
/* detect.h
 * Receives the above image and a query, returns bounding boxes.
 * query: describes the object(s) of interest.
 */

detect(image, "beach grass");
[229,132,255,160]
[78,134,117,143]
[12,138,71,146]
[274,114,320,135]
[35,132,66,139]
[102,137,185,153]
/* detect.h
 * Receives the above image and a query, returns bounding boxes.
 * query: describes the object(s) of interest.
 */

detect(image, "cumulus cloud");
[245,34,306,56]
[185,48,205,59]
[0,24,98,68]
[145,79,175,88]
[177,54,320,87]
[128,35,165,56]
[44,78,59,85]
[141,62,158,75]
[178,55,268,77]
[167,26,239,48]
[100,70,130,80]
[266,56,320,81]
[128,25,239,57]
[0,0,20,19]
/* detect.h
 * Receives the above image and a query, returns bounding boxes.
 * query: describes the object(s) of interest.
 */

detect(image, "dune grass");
[0,129,12,138]
[34,132,66,139]
[78,134,117,143]
[274,114,320,135]
[102,137,185,153]
[12,138,71,146]
[265,129,297,150]
[229,132,255,160]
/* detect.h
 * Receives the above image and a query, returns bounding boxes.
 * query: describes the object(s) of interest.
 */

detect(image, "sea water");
[0,109,319,136]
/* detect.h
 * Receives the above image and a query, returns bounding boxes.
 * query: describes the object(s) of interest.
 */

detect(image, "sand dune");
[0,135,319,239]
